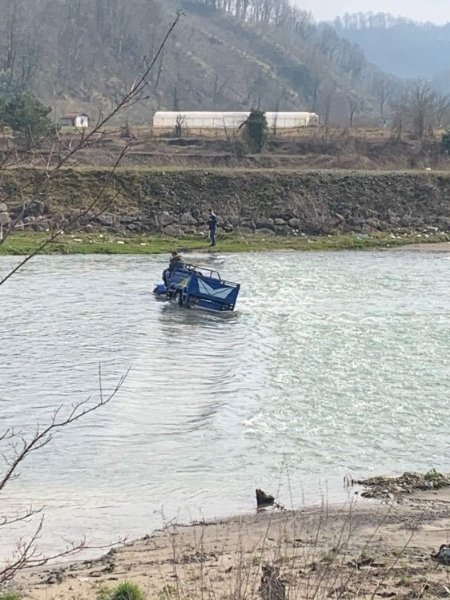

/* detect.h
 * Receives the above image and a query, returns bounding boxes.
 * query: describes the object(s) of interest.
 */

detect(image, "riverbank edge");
[16,485,450,600]
[1,231,450,256]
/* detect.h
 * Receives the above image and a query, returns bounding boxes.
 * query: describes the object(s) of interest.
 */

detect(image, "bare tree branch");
[0,368,129,492]
[0,143,128,286]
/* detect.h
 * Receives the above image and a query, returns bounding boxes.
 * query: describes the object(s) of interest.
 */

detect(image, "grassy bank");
[1,231,450,256]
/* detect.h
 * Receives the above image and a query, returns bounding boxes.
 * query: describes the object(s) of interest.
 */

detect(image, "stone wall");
[1,169,449,236]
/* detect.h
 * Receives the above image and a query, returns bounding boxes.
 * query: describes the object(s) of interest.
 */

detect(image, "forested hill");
[333,13,450,93]
[0,0,392,124]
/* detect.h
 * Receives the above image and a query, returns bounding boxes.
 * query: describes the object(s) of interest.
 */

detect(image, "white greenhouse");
[153,111,319,130]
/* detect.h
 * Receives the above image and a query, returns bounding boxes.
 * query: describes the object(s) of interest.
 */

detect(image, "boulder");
[274,218,286,226]
[288,218,300,228]
[95,214,115,226]
[181,212,197,226]
[164,224,183,237]
[0,203,7,213]
[24,200,45,217]
[0,212,11,225]
[120,215,137,225]
[240,219,256,231]
[159,211,175,227]
[256,218,274,230]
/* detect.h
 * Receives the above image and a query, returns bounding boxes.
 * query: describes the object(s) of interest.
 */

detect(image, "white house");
[153,111,319,130]
[59,113,90,129]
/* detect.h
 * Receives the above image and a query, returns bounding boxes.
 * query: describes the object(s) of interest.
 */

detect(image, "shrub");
[0,593,22,600]
[241,108,268,153]
[100,581,145,600]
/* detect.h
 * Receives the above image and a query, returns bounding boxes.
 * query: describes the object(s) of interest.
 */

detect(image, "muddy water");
[1,251,449,555]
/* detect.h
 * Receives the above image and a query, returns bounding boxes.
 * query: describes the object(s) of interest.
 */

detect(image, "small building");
[58,113,90,129]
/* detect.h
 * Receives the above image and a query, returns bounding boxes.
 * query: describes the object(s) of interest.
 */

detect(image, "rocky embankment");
[1,168,449,236]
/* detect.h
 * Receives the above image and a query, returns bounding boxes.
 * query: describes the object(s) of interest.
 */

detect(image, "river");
[1,250,449,556]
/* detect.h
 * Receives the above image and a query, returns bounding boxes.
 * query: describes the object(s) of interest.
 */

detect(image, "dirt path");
[15,489,450,599]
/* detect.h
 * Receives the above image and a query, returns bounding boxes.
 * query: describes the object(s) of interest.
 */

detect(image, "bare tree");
[407,80,437,138]
[319,81,335,128]
[370,73,395,123]
[346,93,361,127]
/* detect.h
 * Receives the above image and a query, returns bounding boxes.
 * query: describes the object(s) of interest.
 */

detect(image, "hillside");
[0,0,393,124]
[332,13,450,91]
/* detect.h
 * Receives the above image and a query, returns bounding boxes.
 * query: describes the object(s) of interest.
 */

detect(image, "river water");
[1,250,449,555]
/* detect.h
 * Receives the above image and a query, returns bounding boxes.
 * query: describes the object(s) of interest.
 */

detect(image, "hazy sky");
[292,0,450,24]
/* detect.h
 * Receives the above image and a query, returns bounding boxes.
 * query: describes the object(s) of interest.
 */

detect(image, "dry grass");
[15,493,450,600]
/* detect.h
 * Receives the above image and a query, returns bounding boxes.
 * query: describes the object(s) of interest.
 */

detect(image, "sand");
[394,241,450,252]
[14,487,450,600]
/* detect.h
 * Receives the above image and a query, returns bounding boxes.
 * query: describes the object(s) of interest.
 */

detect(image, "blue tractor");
[153,263,240,312]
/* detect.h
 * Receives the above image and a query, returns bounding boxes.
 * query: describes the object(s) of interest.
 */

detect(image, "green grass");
[99,582,145,600]
[0,231,448,256]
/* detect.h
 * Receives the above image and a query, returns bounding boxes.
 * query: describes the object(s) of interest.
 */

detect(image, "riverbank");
[1,168,450,241]
[16,486,450,600]
[1,231,450,256]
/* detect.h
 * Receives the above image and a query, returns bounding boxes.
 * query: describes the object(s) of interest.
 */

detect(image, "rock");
[0,212,11,225]
[181,212,197,226]
[256,228,274,236]
[241,219,256,231]
[227,216,241,227]
[159,211,175,227]
[120,215,137,225]
[164,224,183,236]
[288,218,300,228]
[95,214,115,226]
[436,217,450,231]
[274,218,286,226]
[256,218,274,230]
[0,203,7,213]
[24,200,45,217]
[256,488,275,508]
[433,544,450,565]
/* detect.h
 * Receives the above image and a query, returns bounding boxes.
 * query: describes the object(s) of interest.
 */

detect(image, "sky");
[292,0,450,24]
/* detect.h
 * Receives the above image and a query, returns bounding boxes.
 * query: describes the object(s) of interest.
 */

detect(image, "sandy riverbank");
[16,487,450,600]
[393,241,450,252]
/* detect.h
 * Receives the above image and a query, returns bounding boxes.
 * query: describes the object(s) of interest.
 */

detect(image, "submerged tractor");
[153,263,240,312]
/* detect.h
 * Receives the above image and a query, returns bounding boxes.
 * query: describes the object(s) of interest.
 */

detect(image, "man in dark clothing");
[169,251,183,270]
[163,251,183,287]
[208,208,218,247]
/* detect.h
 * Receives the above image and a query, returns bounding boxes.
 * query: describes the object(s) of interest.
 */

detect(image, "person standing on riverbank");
[208,208,218,247]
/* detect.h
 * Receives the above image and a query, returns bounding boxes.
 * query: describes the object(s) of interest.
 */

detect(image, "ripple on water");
[1,251,449,555]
